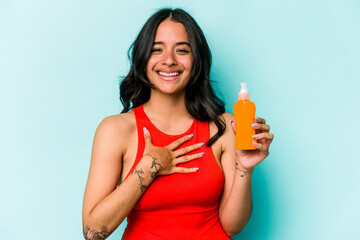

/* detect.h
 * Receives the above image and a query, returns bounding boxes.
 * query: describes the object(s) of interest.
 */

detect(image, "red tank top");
[122,105,230,240]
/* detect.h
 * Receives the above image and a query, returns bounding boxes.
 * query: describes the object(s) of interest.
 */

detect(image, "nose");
[162,50,177,66]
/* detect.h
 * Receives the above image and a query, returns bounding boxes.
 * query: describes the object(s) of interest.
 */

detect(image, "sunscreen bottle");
[233,82,256,150]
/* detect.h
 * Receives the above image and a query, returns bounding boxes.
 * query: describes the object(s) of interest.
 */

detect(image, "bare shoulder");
[220,112,236,147]
[209,112,235,164]
[96,111,136,136]
[221,112,235,126]
[94,111,136,154]
[209,112,235,139]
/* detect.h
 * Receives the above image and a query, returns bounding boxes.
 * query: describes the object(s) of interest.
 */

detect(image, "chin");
[153,86,184,95]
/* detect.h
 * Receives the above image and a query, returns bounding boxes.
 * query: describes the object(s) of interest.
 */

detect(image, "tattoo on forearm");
[146,154,162,178]
[83,225,109,240]
[132,168,147,192]
[236,162,249,177]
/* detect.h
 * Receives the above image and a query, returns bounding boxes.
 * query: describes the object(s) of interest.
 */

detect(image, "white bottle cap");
[238,82,250,100]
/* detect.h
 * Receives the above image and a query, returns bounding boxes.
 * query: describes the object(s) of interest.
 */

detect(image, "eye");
[176,49,190,54]
[151,48,162,53]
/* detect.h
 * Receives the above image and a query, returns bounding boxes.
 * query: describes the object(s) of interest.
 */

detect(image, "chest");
[121,132,223,182]
[120,132,222,182]
[136,141,224,211]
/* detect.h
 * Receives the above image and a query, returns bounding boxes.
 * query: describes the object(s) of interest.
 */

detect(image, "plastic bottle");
[233,82,256,150]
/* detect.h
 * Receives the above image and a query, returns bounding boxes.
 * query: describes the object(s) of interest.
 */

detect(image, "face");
[146,19,193,96]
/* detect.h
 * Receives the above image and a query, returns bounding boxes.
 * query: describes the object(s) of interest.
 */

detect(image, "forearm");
[83,155,157,239]
[219,168,253,236]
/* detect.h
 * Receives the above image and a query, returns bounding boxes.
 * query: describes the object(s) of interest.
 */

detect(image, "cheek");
[181,58,193,71]
[182,59,193,85]
[146,57,155,72]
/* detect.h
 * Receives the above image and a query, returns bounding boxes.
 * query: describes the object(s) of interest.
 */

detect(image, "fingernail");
[188,134,194,139]
[255,117,259,122]
[198,152,205,157]
[253,142,258,146]
[192,167,199,172]
[197,142,204,147]
[252,123,258,128]
[143,127,149,134]
[252,134,259,139]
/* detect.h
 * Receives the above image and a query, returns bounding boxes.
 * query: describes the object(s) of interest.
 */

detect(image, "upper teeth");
[159,71,179,77]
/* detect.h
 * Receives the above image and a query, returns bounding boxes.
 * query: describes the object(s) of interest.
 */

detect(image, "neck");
[144,91,192,120]
[142,89,196,135]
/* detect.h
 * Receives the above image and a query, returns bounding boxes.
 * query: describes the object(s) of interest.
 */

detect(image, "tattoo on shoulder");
[235,162,249,177]
[132,168,147,192]
[83,225,109,240]
[146,154,161,178]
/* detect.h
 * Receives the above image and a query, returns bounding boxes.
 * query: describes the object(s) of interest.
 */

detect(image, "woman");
[82,8,273,240]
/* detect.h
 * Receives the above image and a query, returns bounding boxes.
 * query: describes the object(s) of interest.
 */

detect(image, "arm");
[218,113,273,236]
[82,116,203,240]
[82,115,153,239]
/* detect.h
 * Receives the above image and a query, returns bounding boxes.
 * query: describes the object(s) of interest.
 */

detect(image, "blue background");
[1,0,359,239]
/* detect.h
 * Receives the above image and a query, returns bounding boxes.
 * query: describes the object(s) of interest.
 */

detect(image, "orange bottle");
[233,82,256,150]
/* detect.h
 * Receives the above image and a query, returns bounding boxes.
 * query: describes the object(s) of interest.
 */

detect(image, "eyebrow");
[153,41,191,47]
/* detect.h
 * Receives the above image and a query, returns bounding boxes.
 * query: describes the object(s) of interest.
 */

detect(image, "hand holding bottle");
[231,117,274,171]
[232,82,274,171]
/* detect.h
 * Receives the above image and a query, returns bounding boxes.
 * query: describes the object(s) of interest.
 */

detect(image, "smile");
[158,71,180,77]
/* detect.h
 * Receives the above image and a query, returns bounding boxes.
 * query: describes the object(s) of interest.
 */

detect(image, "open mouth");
[157,71,181,77]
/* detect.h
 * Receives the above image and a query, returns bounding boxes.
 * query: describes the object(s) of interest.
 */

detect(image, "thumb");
[231,120,236,135]
[143,127,152,145]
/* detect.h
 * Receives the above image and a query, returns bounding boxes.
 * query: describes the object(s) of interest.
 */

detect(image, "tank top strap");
[193,119,210,144]
[124,106,147,179]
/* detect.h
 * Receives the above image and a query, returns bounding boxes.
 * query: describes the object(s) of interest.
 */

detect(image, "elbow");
[82,214,111,240]
[83,224,110,240]
[220,204,253,236]
[220,213,251,237]
[223,224,246,237]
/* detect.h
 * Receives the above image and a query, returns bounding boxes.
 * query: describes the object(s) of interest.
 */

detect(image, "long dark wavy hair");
[120,8,226,146]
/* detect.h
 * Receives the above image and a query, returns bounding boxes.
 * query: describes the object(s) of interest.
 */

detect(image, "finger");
[252,123,270,132]
[255,117,266,124]
[173,142,204,158]
[174,152,205,165]
[171,167,199,174]
[252,132,274,141]
[166,134,194,150]
[252,142,269,154]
